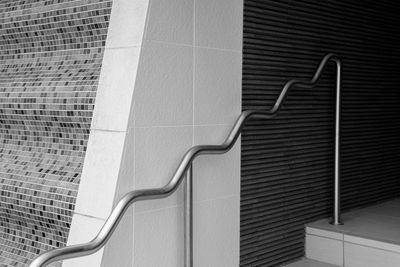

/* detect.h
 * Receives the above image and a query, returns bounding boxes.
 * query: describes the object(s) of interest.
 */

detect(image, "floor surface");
[284,258,339,267]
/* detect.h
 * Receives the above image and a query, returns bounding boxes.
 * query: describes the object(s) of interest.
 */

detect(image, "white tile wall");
[130,41,195,267]
[306,235,344,266]
[133,41,193,127]
[193,125,240,202]
[134,206,185,267]
[91,47,141,132]
[194,0,243,51]
[129,0,243,265]
[73,0,244,266]
[63,214,105,267]
[145,0,194,45]
[306,227,343,241]
[134,126,192,212]
[101,209,134,267]
[194,48,242,125]
[75,130,126,219]
[193,196,240,267]
[106,0,149,48]
[113,128,135,202]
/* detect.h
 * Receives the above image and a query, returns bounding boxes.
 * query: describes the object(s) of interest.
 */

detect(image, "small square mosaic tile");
[0,0,113,265]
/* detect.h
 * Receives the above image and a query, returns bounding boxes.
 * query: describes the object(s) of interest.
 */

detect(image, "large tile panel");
[106,0,149,48]
[193,196,240,267]
[193,125,240,202]
[133,41,193,127]
[306,235,344,266]
[134,126,192,212]
[91,47,141,132]
[145,0,194,45]
[194,0,243,50]
[133,206,184,267]
[194,48,242,125]
[74,130,126,219]
[63,214,105,267]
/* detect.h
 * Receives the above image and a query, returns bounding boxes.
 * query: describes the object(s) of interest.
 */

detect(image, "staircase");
[299,198,400,267]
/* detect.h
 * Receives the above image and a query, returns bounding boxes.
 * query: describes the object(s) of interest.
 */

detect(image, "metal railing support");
[332,58,343,225]
[184,164,193,267]
[29,53,343,267]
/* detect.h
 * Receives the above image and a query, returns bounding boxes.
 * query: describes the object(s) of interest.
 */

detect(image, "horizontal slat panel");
[241,0,400,266]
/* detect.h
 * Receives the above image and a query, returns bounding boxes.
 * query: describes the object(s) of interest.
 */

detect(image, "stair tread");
[307,198,400,248]
[284,258,339,267]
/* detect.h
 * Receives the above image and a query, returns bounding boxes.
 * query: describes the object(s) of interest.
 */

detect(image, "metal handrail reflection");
[29,53,342,267]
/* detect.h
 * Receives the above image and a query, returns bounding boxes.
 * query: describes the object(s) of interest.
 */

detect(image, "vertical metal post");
[332,60,343,225]
[184,164,193,266]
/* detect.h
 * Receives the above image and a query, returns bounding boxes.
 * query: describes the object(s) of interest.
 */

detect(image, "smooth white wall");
[129,0,243,266]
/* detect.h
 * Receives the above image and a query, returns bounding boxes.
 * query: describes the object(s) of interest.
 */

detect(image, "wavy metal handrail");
[29,53,342,267]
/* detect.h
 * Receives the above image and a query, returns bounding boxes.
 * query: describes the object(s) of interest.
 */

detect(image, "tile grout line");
[192,0,196,147]
[342,236,345,267]
[306,233,343,242]
[73,211,105,221]
[132,123,233,129]
[132,56,139,265]
[130,0,153,260]
[145,39,242,53]
[105,45,142,50]
[134,193,239,216]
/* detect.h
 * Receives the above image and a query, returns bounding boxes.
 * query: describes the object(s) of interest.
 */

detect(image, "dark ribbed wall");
[241,1,400,266]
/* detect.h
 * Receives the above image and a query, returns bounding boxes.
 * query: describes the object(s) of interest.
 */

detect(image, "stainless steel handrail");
[29,53,342,267]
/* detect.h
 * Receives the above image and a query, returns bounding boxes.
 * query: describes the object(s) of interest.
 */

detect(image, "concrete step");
[284,258,339,267]
[306,198,400,267]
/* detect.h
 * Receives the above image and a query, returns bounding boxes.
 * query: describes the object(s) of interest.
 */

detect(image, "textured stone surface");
[0,0,112,265]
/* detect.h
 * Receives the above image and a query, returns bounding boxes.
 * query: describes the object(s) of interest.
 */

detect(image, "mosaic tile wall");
[0,0,112,265]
